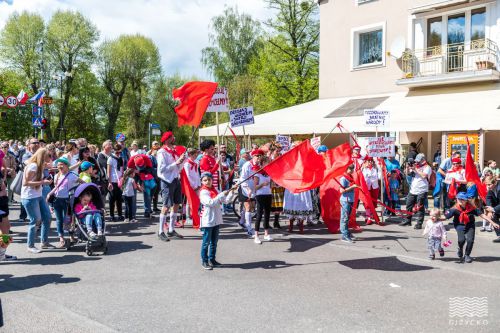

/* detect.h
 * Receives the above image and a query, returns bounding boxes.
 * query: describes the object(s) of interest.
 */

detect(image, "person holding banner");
[184,148,201,225]
[362,158,380,225]
[238,149,262,237]
[156,131,186,242]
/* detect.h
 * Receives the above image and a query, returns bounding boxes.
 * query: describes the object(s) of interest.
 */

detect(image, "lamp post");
[52,70,72,141]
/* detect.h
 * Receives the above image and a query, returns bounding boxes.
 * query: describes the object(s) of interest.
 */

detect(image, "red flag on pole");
[172,81,218,127]
[465,138,487,202]
[323,142,352,182]
[180,169,200,229]
[263,140,326,193]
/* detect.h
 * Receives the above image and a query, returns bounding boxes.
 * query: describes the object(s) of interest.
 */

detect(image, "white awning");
[199,88,500,137]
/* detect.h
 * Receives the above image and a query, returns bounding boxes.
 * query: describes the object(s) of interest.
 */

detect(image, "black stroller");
[67,183,108,256]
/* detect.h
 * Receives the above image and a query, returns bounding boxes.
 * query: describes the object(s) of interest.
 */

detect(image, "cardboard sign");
[310,136,321,150]
[207,87,229,112]
[367,136,396,157]
[276,134,291,152]
[229,106,254,128]
[364,109,390,127]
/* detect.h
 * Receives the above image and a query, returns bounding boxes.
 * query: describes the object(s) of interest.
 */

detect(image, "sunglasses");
[1,146,8,149]
[31,142,40,145]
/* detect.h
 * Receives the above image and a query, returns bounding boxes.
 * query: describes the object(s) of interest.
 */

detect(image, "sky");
[0,0,271,79]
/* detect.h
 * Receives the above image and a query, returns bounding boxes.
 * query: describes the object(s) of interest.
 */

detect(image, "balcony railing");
[400,39,499,80]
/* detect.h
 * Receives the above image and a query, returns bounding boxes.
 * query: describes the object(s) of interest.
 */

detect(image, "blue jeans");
[143,189,152,214]
[123,195,137,219]
[84,213,103,232]
[22,197,52,247]
[53,197,69,237]
[201,225,220,262]
[340,200,353,238]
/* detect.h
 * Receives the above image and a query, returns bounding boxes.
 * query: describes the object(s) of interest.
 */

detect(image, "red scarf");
[250,160,260,171]
[201,185,218,198]
[454,202,475,224]
[448,178,457,200]
[187,159,198,171]
[163,145,178,158]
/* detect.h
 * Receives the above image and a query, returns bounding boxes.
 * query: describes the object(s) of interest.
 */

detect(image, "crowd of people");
[0,134,499,270]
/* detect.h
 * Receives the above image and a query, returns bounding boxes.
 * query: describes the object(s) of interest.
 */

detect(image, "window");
[352,23,385,69]
[471,8,486,41]
[427,17,442,54]
[359,30,383,65]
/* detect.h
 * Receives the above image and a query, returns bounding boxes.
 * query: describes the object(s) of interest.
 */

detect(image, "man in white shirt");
[156,131,186,241]
[399,153,431,229]
[238,149,262,236]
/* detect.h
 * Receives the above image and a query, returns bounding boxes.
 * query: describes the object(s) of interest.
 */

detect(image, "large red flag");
[172,81,218,127]
[465,138,487,202]
[323,142,352,182]
[353,169,381,224]
[180,169,200,229]
[263,140,326,193]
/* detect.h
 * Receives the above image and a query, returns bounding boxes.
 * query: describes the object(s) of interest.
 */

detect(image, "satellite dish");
[388,37,406,59]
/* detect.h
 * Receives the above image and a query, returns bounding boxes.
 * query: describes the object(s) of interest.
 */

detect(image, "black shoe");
[209,260,222,267]
[167,230,184,239]
[144,212,151,218]
[118,216,125,221]
[153,208,161,213]
[439,249,445,257]
[273,223,281,229]
[202,262,213,270]
[493,237,500,243]
[464,255,473,263]
[414,224,422,230]
[111,216,117,222]
[428,254,435,260]
[457,249,463,258]
[399,221,411,226]
[158,232,170,242]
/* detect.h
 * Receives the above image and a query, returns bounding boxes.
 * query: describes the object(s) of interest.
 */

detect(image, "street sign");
[32,105,43,117]
[150,123,160,129]
[6,96,18,108]
[41,96,53,104]
[151,129,161,136]
[116,133,126,142]
[32,117,42,128]
[0,95,4,106]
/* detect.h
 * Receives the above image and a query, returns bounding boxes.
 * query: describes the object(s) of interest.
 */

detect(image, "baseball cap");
[55,157,70,166]
[415,153,426,163]
[80,161,94,171]
[456,192,468,201]
[240,148,247,155]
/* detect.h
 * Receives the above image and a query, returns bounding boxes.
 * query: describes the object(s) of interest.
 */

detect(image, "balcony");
[396,39,500,88]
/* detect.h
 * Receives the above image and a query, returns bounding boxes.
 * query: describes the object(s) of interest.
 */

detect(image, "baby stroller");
[68,183,108,256]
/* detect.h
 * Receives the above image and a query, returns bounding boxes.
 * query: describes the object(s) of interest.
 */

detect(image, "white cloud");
[0,0,271,79]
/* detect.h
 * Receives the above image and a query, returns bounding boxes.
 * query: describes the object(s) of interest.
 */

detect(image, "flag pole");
[320,121,342,145]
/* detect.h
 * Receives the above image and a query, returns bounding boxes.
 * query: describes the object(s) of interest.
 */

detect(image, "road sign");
[0,95,4,106]
[150,123,160,129]
[116,133,126,142]
[6,96,18,108]
[41,96,53,104]
[32,106,43,117]
[32,117,42,127]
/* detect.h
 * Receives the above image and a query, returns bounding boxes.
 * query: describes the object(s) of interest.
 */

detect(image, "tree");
[45,10,99,140]
[0,11,46,94]
[97,36,130,139]
[201,6,262,85]
[251,0,319,112]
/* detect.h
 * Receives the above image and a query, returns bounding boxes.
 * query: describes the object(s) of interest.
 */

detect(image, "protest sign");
[207,87,229,112]
[229,106,254,128]
[367,137,396,158]
[310,136,321,150]
[364,109,390,127]
[276,134,291,152]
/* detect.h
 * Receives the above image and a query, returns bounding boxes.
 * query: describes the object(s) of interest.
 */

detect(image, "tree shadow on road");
[338,256,434,272]
[0,274,80,293]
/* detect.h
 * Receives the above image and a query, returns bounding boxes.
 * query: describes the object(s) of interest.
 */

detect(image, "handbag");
[47,173,71,204]
[9,170,23,195]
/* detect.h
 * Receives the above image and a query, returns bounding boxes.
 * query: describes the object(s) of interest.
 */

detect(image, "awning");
[199,87,500,137]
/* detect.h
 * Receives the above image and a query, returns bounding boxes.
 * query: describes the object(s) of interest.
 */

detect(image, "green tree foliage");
[0,70,33,140]
[45,10,99,139]
[201,6,262,86]
[250,0,319,112]
[0,11,45,94]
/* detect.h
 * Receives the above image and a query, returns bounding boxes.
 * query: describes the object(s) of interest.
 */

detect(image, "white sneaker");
[264,235,273,241]
[124,218,130,223]
[27,246,41,254]
[254,236,262,244]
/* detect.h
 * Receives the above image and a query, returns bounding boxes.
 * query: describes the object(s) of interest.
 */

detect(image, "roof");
[199,87,500,137]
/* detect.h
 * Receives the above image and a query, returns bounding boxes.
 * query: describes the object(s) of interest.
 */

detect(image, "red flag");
[465,139,487,201]
[180,169,200,229]
[172,81,218,127]
[323,142,352,182]
[263,140,326,193]
[378,158,391,199]
[353,169,380,224]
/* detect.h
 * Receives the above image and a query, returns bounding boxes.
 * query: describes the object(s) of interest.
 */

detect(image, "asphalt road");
[1,199,499,332]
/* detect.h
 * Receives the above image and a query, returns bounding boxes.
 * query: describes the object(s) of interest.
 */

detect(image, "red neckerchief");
[454,202,475,224]
[366,164,373,170]
[187,159,197,171]
[201,185,218,198]
[250,160,260,171]
[163,145,178,158]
